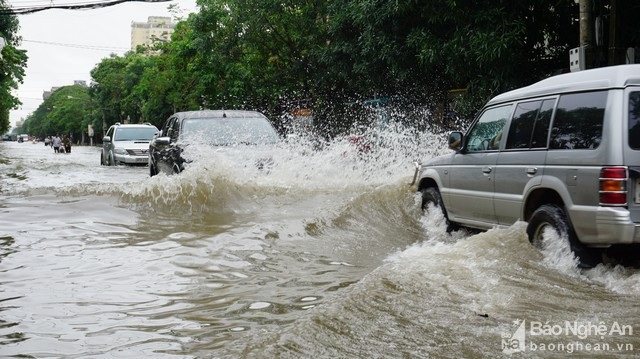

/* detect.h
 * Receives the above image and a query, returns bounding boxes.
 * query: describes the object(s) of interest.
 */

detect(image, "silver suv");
[414,65,640,267]
[101,123,159,166]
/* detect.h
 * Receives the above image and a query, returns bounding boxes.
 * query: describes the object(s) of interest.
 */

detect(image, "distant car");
[101,123,159,166]
[149,110,279,176]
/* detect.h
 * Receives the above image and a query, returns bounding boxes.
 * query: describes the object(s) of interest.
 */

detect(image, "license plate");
[136,157,147,163]
[636,179,640,203]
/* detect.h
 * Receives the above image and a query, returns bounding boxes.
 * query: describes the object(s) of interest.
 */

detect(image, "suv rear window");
[629,92,640,150]
[549,91,607,150]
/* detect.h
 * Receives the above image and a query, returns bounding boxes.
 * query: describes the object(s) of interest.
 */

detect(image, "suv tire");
[527,204,601,268]
[100,153,105,166]
[421,187,457,233]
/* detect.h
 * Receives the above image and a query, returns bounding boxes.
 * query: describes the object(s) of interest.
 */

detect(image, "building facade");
[130,16,176,51]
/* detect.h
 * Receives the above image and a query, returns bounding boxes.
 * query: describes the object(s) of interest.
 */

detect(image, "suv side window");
[106,127,114,138]
[466,104,512,152]
[163,118,175,138]
[549,91,607,150]
[530,100,554,148]
[170,118,180,142]
[629,91,640,150]
[506,100,541,149]
[505,99,554,149]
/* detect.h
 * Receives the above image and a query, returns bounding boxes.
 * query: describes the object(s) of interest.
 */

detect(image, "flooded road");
[1,136,640,358]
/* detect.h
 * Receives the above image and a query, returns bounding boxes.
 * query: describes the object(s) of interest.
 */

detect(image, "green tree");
[88,0,584,136]
[90,54,130,130]
[191,0,329,113]
[21,85,90,141]
[0,0,28,134]
[320,0,578,116]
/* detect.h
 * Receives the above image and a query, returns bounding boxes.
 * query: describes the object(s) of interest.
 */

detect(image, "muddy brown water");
[1,138,639,358]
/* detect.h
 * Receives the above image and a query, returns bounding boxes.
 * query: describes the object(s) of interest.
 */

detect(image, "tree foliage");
[0,0,28,134]
[321,0,578,114]
[82,1,592,138]
[21,85,90,140]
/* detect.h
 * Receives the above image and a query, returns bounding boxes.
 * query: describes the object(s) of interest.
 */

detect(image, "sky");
[8,0,199,129]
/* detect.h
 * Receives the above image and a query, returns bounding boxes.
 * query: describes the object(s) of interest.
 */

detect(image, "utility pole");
[608,0,626,65]
[579,0,594,69]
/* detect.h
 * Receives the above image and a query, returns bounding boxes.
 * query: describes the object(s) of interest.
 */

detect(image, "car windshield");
[181,117,279,145]
[114,127,158,141]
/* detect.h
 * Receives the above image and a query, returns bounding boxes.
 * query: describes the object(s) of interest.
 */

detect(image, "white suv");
[101,123,158,166]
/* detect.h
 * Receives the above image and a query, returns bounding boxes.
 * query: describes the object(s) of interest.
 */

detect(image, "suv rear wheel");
[421,187,457,233]
[527,204,601,268]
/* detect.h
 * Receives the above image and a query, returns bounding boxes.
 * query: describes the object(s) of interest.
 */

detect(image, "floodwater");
[1,132,640,358]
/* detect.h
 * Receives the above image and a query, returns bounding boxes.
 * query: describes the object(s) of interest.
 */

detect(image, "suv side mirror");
[155,136,170,146]
[448,131,463,151]
[103,136,111,142]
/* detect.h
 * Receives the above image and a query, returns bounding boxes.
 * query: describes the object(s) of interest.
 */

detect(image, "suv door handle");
[526,167,538,175]
[482,166,492,174]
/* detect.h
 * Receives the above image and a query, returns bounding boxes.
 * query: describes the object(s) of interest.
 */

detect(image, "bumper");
[573,206,639,245]
[595,207,639,244]
[114,153,149,164]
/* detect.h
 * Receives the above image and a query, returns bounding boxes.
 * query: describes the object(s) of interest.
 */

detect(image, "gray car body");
[417,65,640,246]
[149,110,279,175]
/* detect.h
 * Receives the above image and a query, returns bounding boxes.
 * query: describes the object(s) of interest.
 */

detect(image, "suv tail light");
[599,167,628,206]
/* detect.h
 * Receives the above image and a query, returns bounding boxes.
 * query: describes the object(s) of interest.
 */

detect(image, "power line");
[1,0,173,15]
[23,39,129,52]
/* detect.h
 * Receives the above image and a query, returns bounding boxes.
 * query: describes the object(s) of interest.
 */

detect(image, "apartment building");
[131,16,176,51]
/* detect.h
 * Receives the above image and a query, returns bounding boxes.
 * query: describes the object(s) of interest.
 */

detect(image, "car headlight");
[114,147,126,155]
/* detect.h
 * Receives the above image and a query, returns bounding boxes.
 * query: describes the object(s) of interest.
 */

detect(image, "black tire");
[527,204,601,268]
[421,187,457,232]
[100,153,105,166]
[149,161,157,177]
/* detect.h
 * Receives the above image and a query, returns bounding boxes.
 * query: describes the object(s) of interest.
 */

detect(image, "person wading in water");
[52,134,62,153]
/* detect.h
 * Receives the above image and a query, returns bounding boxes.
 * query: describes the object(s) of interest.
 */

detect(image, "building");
[131,16,176,51]
[43,87,60,100]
